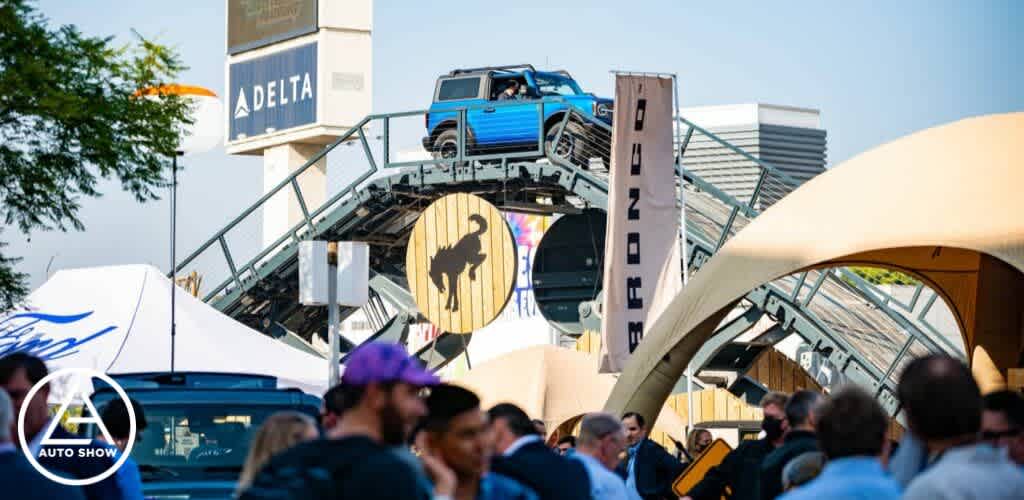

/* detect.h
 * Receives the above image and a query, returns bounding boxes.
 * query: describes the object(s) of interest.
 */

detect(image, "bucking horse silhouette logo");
[429,214,488,312]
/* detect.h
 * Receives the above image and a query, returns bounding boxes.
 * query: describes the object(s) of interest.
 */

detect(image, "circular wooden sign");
[405,193,517,334]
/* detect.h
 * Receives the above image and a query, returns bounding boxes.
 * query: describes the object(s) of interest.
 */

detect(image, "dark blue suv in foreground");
[423,64,612,165]
[84,372,321,499]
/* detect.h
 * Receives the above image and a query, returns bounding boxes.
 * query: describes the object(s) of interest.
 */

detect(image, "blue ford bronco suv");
[423,64,612,166]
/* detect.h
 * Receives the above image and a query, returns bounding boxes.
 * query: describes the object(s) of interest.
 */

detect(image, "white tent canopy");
[0,265,328,395]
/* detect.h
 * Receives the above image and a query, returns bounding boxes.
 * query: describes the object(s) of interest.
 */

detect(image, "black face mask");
[762,416,784,441]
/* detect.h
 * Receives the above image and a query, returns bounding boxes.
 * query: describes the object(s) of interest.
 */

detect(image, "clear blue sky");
[10,0,1023,290]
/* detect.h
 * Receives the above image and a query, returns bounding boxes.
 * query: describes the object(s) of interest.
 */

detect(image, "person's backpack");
[238,441,372,500]
[239,462,340,500]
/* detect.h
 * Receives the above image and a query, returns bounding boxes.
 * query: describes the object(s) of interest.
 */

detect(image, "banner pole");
[686,362,694,438]
[673,74,688,286]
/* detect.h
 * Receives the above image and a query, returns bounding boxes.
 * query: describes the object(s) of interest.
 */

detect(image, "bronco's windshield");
[533,74,583,96]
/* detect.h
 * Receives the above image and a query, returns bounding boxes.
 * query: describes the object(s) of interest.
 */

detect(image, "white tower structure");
[680,103,826,208]
[224,0,373,247]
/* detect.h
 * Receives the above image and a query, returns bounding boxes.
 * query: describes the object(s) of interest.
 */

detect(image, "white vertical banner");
[599,75,682,373]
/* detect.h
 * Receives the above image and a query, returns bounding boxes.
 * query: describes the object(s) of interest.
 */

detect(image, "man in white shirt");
[572,413,631,500]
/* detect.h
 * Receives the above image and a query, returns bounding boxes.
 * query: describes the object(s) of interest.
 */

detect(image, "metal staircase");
[176,98,962,415]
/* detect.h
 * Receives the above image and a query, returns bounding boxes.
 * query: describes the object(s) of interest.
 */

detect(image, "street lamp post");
[136,84,222,373]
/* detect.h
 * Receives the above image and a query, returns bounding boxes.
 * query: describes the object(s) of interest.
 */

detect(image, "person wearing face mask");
[681,392,789,500]
[759,390,823,500]
[686,428,713,461]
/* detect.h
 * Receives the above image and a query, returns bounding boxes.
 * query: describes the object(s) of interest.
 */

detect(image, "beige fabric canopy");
[606,112,1024,420]
[452,345,687,441]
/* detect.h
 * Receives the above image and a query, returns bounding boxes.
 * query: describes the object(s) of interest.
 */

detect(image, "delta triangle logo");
[234,87,250,119]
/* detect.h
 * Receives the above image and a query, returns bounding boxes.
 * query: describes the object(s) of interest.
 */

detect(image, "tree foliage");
[849,266,919,286]
[0,0,190,308]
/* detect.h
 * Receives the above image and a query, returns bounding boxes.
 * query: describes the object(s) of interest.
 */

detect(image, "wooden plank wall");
[747,348,824,394]
[664,390,764,425]
[746,347,905,441]
[573,332,905,442]
[575,330,601,355]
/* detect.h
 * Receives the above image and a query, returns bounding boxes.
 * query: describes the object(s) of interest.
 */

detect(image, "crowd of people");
[681,355,1024,500]
[0,344,1022,499]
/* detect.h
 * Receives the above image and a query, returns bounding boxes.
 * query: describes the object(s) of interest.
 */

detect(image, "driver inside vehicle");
[496,80,520,100]
[188,423,244,463]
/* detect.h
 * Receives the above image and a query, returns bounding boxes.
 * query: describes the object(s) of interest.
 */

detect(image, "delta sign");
[228,42,318,143]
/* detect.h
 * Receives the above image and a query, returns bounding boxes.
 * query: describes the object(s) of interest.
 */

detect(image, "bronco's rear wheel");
[430,129,460,160]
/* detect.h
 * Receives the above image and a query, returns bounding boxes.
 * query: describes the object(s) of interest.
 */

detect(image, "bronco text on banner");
[599,75,681,373]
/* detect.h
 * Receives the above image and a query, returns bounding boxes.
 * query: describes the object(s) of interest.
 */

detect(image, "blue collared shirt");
[100,442,145,500]
[903,443,1024,500]
[478,472,539,500]
[624,442,643,500]
[572,452,630,500]
[778,456,900,500]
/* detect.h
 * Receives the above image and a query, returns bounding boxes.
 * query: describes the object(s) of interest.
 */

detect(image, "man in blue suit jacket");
[0,352,127,500]
[488,403,592,500]
[0,387,86,499]
[617,412,685,500]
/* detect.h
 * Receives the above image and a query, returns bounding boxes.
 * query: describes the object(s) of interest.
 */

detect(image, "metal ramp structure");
[176,98,964,415]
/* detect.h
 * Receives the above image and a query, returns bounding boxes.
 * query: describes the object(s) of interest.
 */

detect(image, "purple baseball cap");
[340,342,441,387]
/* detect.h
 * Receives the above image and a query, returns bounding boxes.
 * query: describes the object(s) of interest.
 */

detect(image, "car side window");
[438,77,481,101]
[490,77,533,101]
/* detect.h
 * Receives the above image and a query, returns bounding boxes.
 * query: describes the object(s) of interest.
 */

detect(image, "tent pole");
[171,153,178,373]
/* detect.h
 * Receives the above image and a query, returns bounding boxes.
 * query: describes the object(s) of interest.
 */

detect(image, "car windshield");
[533,74,582,96]
[89,404,314,482]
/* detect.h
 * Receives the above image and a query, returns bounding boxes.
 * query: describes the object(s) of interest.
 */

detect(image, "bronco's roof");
[449,64,536,75]
[446,66,575,81]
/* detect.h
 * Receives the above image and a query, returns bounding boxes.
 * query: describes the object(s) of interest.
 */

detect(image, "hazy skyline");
[9,0,1023,291]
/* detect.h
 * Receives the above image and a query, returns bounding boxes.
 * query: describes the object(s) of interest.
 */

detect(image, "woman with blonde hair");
[686,427,713,461]
[235,411,318,495]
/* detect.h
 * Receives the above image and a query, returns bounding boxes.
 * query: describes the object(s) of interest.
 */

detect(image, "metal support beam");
[369,271,420,316]
[746,285,903,416]
[689,306,767,373]
[338,312,412,353]
[415,332,473,372]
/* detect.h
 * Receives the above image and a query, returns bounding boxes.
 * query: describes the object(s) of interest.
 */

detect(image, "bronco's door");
[470,75,540,154]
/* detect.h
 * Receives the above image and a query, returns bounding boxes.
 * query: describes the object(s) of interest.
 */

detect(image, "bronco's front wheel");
[545,120,588,169]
